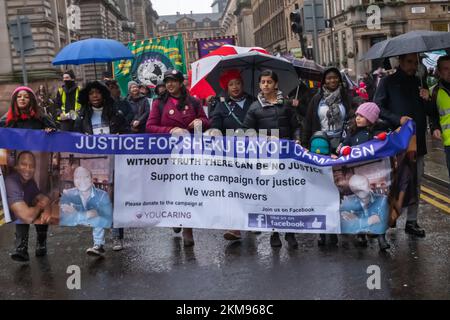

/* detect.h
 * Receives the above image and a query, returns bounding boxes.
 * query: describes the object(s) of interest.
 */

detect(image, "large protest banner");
[0,122,415,234]
[114,34,187,95]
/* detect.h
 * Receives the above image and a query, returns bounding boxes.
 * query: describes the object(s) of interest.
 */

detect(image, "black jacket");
[0,114,56,130]
[113,97,134,127]
[374,68,438,156]
[243,98,300,140]
[127,95,151,132]
[210,95,253,133]
[74,104,129,135]
[303,87,361,148]
[55,84,79,115]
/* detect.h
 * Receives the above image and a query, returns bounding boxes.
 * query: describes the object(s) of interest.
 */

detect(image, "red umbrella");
[191,45,269,98]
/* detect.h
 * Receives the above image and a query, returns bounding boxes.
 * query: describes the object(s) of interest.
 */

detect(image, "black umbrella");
[284,56,324,81]
[362,30,450,60]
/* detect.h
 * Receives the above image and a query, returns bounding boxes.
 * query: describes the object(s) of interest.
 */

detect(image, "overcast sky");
[152,0,213,16]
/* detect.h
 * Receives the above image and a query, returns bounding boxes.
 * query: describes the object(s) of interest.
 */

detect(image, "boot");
[270,232,282,247]
[405,221,425,238]
[329,234,338,246]
[318,234,326,246]
[356,234,368,247]
[377,234,390,251]
[11,232,29,262]
[182,228,195,247]
[284,233,298,249]
[35,231,48,257]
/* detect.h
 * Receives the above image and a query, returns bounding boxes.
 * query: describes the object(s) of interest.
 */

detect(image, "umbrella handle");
[295,85,300,100]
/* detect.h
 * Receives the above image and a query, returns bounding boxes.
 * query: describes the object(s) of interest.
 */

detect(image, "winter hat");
[128,80,139,92]
[310,131,330,155]
[356,102,380,124]
[219,69,242,90]
[6,86,38,125]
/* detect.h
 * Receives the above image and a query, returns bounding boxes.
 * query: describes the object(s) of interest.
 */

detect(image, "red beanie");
[219,69,242,90]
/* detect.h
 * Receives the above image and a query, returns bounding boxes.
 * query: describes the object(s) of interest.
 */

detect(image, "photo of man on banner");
[59,166,113,228]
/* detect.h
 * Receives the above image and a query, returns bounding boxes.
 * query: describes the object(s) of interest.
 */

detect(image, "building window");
[431,22,449,32]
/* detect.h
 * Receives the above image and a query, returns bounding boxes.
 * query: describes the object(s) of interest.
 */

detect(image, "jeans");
[445,146,450,180]
[112,228,124,240]
[404,155,424,222]
[92,227,105,246]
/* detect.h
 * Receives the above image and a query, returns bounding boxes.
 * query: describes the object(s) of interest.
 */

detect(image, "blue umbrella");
[52,38,133,65]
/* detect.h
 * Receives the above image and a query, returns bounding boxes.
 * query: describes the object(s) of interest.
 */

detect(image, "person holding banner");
[75,81,128,256]
[0,86,56,262]
[210,69,254,135]
[146,69,209,247]
[303,67,362,153]
[339,102,390,251]
[209,69,254,241]
[374,53,442,238]
[243,69,301,249]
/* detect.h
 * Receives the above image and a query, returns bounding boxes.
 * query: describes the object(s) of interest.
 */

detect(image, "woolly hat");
[310,131,331,155]
[356,102,380,124]
[219,69,242,90]
[128,80,139,92]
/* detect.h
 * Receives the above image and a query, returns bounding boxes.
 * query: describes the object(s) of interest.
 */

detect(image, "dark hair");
[63,69,76,80]
[17,151,36,164]
[258,69,279,83]
[78,81,115,118]
[437,55,450,71]
[10,88,40,118]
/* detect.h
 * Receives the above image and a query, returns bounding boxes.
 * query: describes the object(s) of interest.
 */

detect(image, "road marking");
[420,194,450,214]
[421,186,450,204]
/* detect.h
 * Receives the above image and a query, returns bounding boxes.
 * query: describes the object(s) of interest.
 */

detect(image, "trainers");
[270,232,282,247]
[405,222,425,238]
[86,245,105,256]
[112,239,124,251]
[284,233,298,249]
[224,230,241,241]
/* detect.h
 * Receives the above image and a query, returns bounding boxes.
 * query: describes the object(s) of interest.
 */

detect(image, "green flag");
[114,34,187,96]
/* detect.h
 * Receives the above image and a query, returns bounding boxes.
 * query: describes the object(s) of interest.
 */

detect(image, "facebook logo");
[248,214,267,228]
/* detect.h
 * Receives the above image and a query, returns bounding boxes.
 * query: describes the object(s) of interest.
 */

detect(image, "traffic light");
[290,10,303,34]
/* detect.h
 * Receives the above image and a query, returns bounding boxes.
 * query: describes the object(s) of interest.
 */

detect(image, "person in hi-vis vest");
[55,69,81,131]
[431,55,450,179]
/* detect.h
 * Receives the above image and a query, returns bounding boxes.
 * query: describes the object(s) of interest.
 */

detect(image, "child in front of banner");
[338,102,391,251]
[309,131,339,247]
[74,81,129,256]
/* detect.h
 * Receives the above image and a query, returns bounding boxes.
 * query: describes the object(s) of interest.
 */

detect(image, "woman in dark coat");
[1,86,56,262]
[303,67,362,151]
[243,69,301,249]
[74,81,128,257]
